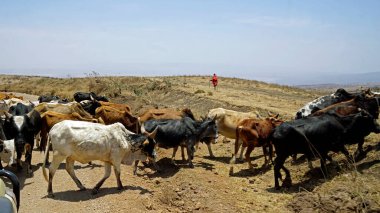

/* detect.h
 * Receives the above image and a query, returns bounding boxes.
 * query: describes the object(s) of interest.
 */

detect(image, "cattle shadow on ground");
[194,161,215,171]
[2,163,40,190]
[266,161,350,194]
[230,164,272,178]
[144,158,180,179]
[203,154,264,164]
[54,162,103,170]
[42,185,153,201]
[356,159,380,173]
[203,156,232,164]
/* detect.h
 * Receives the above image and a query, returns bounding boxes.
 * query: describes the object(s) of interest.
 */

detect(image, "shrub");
[194,89,205,94]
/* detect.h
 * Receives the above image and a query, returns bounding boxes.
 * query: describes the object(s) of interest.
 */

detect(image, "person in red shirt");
[210,73,218,90]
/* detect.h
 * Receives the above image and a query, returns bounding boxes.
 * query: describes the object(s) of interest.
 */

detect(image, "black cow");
[295,88,360,119]
[38,95,60,103]
[3,111,41,174]
[272,111,380,189]
[79,99,102,116]
[142,117,218,168]
[73,92,109,103]
[8,103,34,116]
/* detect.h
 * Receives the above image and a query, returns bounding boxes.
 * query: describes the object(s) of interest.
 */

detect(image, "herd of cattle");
[0,88,380,197]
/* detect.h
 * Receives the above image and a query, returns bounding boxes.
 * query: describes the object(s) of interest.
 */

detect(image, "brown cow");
[95,106,139,133]
[99,101,131,112]
[229,115,282,175]
[34,102,94,120]
[139,108,195,123]
[0,92,23,100]
[39,111,103,155]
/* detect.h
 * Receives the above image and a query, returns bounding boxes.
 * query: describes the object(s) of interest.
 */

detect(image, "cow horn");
[4,111,12,119]
[275,113,279,119]
[146,126,158,139]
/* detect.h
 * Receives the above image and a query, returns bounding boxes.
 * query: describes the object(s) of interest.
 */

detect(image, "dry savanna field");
[1,74,380,213]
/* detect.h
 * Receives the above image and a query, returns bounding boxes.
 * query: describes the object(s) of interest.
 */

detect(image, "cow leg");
[16,151,22,171]
[113,163,123,190]
[47,153,66,197]
[354,139,365,162]
[239,144,246,162]
[92,162,112,195]
[230,138,242,164]
[35,132,41,149]
[187,145,194,168]
[133,160,139,175]
[207,143,215,158]
[65,157,86,191]
[281,164,292,188]
[245,144,255,169]
[171,146,178,165]
[274,157,286,190]
[25,144,33,175]
[181,146,185,161]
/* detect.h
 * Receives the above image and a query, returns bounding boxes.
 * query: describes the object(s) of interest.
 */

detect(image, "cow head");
[199,116,218,144]
[133,125,158,159]
[4,110,41,156]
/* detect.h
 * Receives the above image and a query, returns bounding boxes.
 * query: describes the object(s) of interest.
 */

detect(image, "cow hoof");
[189,164,194,168]
[209,155,215,158]
[79,187,87,191]
[117,186,123,191]
[229,167,234,176]
[47,193,55,198]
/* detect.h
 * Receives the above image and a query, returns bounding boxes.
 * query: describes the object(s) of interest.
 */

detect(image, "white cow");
[207,108,261,160]
[0,139,16,168]
[42,120,157,196]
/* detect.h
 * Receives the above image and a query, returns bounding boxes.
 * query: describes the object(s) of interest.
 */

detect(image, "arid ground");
[1,75,380,213]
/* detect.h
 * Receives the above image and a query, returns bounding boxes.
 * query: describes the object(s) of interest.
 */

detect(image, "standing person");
[210,73,218,90]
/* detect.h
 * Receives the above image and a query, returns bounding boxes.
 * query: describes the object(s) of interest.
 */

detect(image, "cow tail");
[292,128,322,160]
[42,138,50,182]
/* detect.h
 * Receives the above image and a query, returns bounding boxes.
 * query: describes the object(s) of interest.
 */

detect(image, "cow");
[139,108,195,123]
[34,102,93,120]
[207,108,261,160]
[295,88,361,119]
[95,106,139,133]
[73,92,109,103]
[229,115,283,175]
[42,120,157,196]
[39,111,104,160]
[142,117,218,168]
[3,110,41,174]
[310,94,380,161]
[38,95,60,103]
[272,111,380,190]
[0,139,16,170]
[80,99,132,116]
[0,93,23,100]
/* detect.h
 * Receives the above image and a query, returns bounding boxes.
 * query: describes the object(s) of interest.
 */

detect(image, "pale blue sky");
[0,1,379,85]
